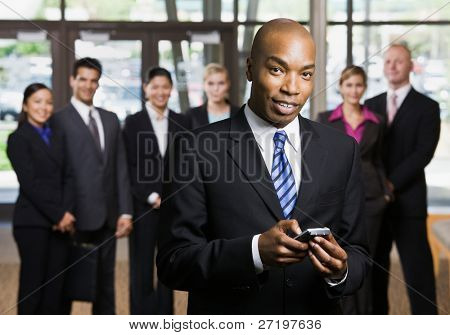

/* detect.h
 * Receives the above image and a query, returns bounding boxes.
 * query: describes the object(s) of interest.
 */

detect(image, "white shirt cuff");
[252,234,264,274]
[120,214,132,220]
[324,267,348,287]
[147,192,160,205]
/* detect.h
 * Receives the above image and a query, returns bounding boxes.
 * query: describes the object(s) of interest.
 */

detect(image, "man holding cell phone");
[157,19,369,314]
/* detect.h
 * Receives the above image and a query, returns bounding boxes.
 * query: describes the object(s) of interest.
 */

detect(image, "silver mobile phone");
[293,228,331,242]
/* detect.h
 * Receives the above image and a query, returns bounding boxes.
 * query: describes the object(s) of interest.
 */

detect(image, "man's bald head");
[246,19,316,128]
[250,19,314,60]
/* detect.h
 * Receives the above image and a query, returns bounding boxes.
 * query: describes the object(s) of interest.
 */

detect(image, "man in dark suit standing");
[156,19,369,314]
[365,44,440,314]
[53,57,133,314]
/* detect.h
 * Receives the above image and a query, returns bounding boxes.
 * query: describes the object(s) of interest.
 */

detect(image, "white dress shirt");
[387,83,411,113]
[244,104,347,286]
[71,96,105,150]
[70,96,132,220]
[145,102,170,205]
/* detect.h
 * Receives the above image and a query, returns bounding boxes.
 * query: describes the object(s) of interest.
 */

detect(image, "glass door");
[152,28,238,113]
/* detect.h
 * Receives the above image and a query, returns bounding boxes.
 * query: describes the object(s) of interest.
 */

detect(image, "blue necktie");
[271,130,297,219]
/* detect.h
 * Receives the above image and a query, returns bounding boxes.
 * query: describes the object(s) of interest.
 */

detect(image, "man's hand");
[115,217,133,238]
[258,219,309,268]
[53,211,75,234]
[308,233,348,280]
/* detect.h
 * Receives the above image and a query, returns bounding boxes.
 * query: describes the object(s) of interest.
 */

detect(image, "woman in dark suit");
[7,83,75,314]
[185,63,240,129]
[123,67,189,314]
[318,66,392,315]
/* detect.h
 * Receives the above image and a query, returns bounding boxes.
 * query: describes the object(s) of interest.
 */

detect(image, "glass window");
[75,39,142,121]
[326,25,347,110]
[0,38,52,196]
[353,25,450,208]
[66,0,167,21]
[327,0,347,21]
[0,0,61,20]
[66,0,224,22]
[238,0,309,22]
[221,0,235,22]
[353,0,450,22]
[158,39,224,113]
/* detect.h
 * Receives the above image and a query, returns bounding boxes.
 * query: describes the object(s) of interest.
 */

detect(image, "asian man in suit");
[365,44,440,314]
[156,19,370,314]
[53,57,133,314]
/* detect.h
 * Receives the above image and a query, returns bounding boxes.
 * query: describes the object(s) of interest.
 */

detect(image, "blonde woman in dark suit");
[318,66,391,314]
[185,63,240,129]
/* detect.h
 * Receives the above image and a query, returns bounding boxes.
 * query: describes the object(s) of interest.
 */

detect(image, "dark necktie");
[88,107,101,152]
[271,130,297,219]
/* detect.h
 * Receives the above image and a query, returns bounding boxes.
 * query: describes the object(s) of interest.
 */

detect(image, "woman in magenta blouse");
[318,65,392,315]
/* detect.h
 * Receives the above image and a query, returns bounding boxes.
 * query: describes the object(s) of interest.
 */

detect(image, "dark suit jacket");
[122,108,190,216]
[7,120,74,228]
[318,110,387,201]
[156,108,369,314]
[53,103,133,231]
[185,102,240,129]
[365,88,440,217]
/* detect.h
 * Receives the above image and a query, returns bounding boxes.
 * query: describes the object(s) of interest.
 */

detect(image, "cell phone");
[293,228,331,242]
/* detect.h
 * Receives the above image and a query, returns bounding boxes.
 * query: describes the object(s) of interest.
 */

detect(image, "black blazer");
[157,107,369,314]
[365,88,441,217]
[185,102,240,129]
[53,103,133,231]
[122,108,190,215]
[318,110,387,200]
[7,120,74,229]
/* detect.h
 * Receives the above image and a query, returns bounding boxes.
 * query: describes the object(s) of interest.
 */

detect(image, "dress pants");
[13,227,70,314]
[73,224,117,315]
[372,215,437,314]
[129,209,173,314]
[342,196,385,314]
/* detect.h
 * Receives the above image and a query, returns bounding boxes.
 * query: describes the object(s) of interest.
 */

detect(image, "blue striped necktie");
[271,130,297,219]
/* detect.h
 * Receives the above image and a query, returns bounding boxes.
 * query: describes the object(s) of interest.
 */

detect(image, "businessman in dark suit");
[53,57,133,314]
[156,19,369,314]
[365,44,440,314]
[123,67,190,314]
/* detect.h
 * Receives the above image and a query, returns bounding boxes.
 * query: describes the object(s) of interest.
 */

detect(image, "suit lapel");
[227,110,283,220]
[359,121,377,154]
[292,117,327,224]
[391,88,415,126]
[142,108,164,160]
[67,104,103,162]
[21,122,59,165]
[164,110,176,159]
[328,119,346,133]
[198,104,209,126]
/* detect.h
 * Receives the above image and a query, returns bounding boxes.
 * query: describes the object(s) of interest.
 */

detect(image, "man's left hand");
[308,233,347,280]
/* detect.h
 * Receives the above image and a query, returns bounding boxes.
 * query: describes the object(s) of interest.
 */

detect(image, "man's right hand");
[258,219,309,268]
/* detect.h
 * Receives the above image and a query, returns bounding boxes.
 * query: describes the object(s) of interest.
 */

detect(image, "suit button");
[286,278,296,288]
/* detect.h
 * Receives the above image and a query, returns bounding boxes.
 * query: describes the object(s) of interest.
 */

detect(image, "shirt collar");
[71,96,93,113]
[388,83,411,105]
[71,96,96,122]
[145,102,169,121]
[244,103,301,153]
[329,104,380,124]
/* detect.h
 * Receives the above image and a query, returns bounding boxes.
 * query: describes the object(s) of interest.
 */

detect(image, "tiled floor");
[0,224,447,315]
